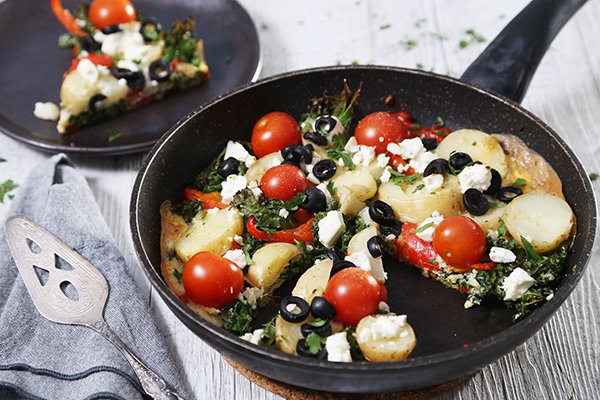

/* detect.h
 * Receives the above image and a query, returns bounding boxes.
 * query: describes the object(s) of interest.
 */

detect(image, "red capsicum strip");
[246,217,314,244]
[50,0,83,35]
[183,188,227,210]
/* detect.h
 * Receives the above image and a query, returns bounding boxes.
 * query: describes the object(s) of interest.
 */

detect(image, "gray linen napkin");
[0,154,188,400]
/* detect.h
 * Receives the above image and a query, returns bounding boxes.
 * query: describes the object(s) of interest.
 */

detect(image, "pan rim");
[130,65,597,377]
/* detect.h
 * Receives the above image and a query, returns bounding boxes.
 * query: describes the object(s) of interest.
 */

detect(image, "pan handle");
[460,0,587,104]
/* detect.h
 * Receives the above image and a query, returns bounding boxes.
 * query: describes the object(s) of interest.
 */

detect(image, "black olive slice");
[380,220,403,237]
[217,157,239,179]
[101,24,121,35]
[281,144,312,164]
[310,296,337,320]
[301,187,327,213]
[139,18,162,41]
[497,186,523,204]
[327,248,344,261]
[88,94,107,112]
[368,200,396,226]
[423,158,449,177]
[312,159,337,181]
[484,169,502,195]
[303,132,328,146]
[110,68,146,91]
[281,160,301,168]
[367,236,385,258]
[331,260,356,276]
[149,59,172,83]
[463,188,490,216]
[280,296,310,323]
[301,321,332,338]
[296,339,328,359]
[313,115,338,134]
[449,152,472,171]
[80,35,100,53]
[421,138,438,151]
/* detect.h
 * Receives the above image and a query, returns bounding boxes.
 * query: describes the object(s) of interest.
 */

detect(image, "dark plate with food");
[130,0,595,393]
[0,0,260,155]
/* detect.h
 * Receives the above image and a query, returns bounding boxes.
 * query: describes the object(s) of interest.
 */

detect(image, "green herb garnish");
[435,116,445,127]
[389,170,422,188]
[380,24,391,30]
[223,301,255,334]
[305,332,326,354]
[513,178,527,187]
[108,132,121,143]
[415,222,434,234]
[589,172,598,181]
[0,179,17,203]
[327,181,337,196]
[521,236,541,261]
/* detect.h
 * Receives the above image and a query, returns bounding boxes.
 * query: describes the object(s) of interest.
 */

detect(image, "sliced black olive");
[423,158,449,177]
[80,35,100,53]
[281,144,312,164]
[367,236,385,258]
[421,138,438,151]
[149,59,172,83]
[310,296,337,320]
[303,132,328,146]
[449,152,472,171]
[217,157,239,178]
[301,321,332,337]
[101,24,121,35]
[331,260,356,276]
[110,68,146,91]
[327,248,344,261]
[313,115,338,134]
[296,339,328,359]
[380,220,403,237]
[463,188,489,216]
[280,296,310,323]
[140,18,162,41]
[369,200,396,226]
[301,187,327,213]
[281,160,300,168]
[88,94,107,112]
[497,186,523,204]
[484,169,502,195]
[312,159,337,181]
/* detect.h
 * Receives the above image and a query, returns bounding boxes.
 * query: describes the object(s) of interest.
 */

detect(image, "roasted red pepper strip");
[65,53,114,77]
[293,208,314,224]
[50,0,82,35]
[183,188,227,210]
[246,217,314,244]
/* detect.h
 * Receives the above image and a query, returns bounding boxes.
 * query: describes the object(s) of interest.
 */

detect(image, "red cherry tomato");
[379,284,388,302]
[433,216,487,265]
[182,252,244,308]
[323,268,381,326]
[354,112,409,153]
[251,112,302,158]
[88,0,136,30]
[260,164,308,201]
[391,111,412,123]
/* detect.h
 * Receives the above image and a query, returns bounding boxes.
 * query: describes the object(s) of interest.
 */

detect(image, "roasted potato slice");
[246,243,302,291]
[355,314,416,362]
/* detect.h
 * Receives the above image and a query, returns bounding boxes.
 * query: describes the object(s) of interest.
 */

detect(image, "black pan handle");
[460,0,587,104]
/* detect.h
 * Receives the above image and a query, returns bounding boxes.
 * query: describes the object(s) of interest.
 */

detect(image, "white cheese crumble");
[388,138,425,160]
[458,164,492,193]
[408,151,437,174]
[317,211,346,247]
[220,175,248,204]
[224,141,251,164]
[502,267,535,301]
[357,315,407,342]
[223,249,247,269]
[345,250,386,282]
[240,328,265,345]
[489,247,517,263]
[279,208,290,218]
[207,208,219,215]
[376,153,390,168]
[316,183,332,201]
[423,174,444,193]
[415,211,444,242]
[76,58,99,83]
[380,167,392,183]
[345,251,372,272]
[344,136,360,152]
[233,234,244,245]
[358,207,376,226]
[307,172,320,185]
[487,229,499,241]
[351,145,376,167]
[325,332,352,362]
[33,102,60,121]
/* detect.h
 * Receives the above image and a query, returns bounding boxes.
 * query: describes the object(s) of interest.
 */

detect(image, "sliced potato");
[338,186,366,216]
[174,208,244,262]
[376,175,463,224]
[436,129,509,178]
[346,226,386,282]
[333,169,378,202]
[503,192,574,253]
[355,314,416,362]
[466,204,506,232]
[275,315,305,355]
[292,258,333,304]
[246,243,302,291]
[245,151,284,183]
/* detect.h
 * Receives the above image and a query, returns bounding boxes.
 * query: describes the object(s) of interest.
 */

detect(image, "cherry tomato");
[391,111,412,123]
[323,268,381,326]
[433,216,487,265]
[260,164,308,201]
[88,0,136,30]
[354,112,409,153]
[379,284,388,302]
[182,252,244,308]
[251,112,302,158]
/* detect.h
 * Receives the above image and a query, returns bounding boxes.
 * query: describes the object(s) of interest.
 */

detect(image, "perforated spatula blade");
[5,216,185,400]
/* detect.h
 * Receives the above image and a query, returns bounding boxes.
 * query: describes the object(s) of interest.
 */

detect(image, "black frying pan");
[130,0,596,393]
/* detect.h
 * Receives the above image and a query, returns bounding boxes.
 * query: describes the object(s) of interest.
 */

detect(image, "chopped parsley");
[414,18,427,28]
[108,132,121,143]
[589,172,598,181]
[163,18,201,64]
[0,179,17,203]
[345,327,365,361]
[389,170,422,188]
[232,189,305,234]
[193,147,227,193]
[305,332,326,354]
[521,236,541,261]
[402,38,417,50]
[459,29,486,49]
[380,24,391,30]
[513,178,527,187]
[222,300,255,334]
[258,317,277,348]
[327,181,337,196]
[171,200,202,224]
[0,157,6,163]
[224,54,233,64]
[435,116,445,127]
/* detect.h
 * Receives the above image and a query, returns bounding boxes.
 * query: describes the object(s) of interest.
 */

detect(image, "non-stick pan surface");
[130,0,596,393]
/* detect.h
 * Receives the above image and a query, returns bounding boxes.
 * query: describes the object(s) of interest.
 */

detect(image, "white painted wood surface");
[1,0,599,398]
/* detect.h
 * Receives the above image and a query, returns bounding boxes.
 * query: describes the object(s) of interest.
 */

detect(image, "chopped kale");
[193,148,226,193]
[163,18,199,64]
[302,80,361,133]
[345,327,365,361]
[258,316,277,348]
[223,301,255,334]
[0,179,17,203]
[339,216,367,252]
[68,101,127,131]
[171,200,202,223]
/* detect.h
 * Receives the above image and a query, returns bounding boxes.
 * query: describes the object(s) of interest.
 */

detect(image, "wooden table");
[1,0,599,398]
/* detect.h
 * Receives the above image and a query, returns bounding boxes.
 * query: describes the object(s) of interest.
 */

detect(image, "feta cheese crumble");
[220,175,248,204]
[380,167,392,183]
[241,328,265,345]
[423,173,444,193]
[387,138,425,160]
[376,153,390,168]
[502,267,535,301]
[325,332,352,362]
[351,145,376,167]
[224,141,252,164]
[358,207,376,226]
[223,249,247,269]
[357,315,407,342]
[408,151,438,174]
[458,164,492,193]
[415,211,444,242]
[278,208,290,218]
[489,247,517,263]
[345,251,372,272]
[316,183,332,201]
[33,102,60,121]
[317,211,346,247]
[344,136,360,152]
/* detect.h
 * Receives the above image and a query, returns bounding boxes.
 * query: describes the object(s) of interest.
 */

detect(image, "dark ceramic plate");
[0,0,260,156]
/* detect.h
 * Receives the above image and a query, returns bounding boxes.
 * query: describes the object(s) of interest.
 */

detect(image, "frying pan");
[130,0,596,393]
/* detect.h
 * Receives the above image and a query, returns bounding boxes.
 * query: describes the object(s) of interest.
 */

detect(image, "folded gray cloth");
[0,154,188,400]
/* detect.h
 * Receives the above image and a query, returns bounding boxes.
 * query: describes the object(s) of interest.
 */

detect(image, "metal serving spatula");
[5,216,185,400]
